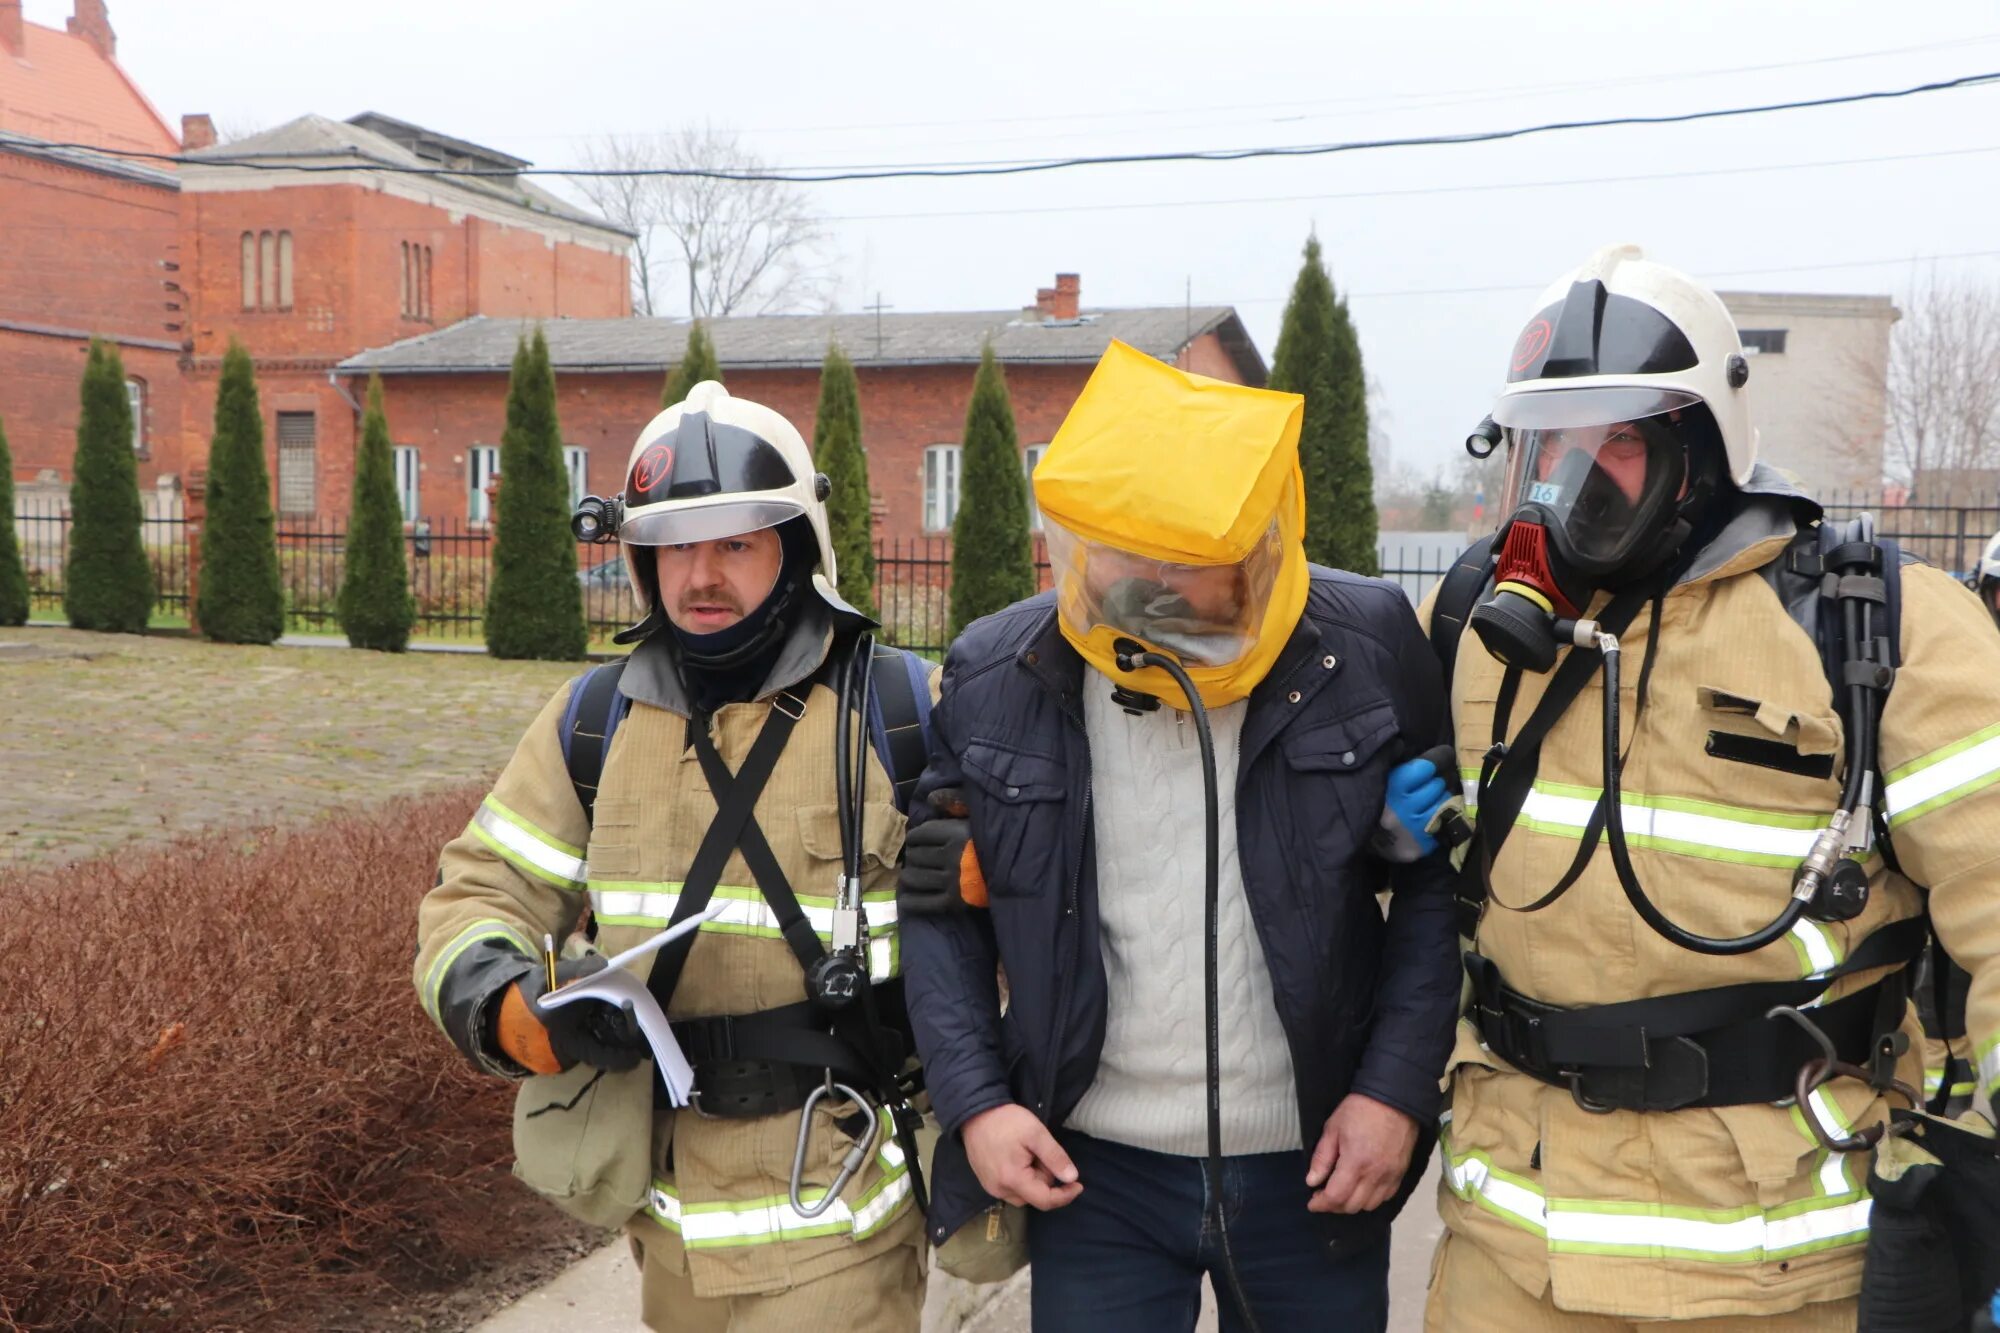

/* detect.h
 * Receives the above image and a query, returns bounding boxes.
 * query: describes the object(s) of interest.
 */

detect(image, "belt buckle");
[1561,1068,1618,1115]
[772,691,807,721]
[687,1088,724,1120]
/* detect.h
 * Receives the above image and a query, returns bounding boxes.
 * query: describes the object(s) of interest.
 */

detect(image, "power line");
[815,143,2000,224]
[558,32,2000,141]
[20,70,2000,185]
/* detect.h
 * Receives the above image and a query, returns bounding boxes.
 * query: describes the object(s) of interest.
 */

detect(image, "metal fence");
[15,492,1995,649]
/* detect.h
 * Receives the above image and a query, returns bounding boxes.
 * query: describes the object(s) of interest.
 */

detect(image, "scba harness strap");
[555,639,935,1135]
[1428,515,1943,1111]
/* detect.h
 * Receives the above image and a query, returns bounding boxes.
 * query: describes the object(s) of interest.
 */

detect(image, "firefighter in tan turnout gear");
[1415,246,2000,1328]
[414,383,934,1331]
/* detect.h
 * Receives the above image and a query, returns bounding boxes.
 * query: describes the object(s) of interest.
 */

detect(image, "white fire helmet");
[613,381,836,607]
[1493,244,1758,487]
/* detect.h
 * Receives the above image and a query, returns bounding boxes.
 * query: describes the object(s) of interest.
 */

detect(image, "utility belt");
[665,980,916,1120]
[1466,916,1928,1113]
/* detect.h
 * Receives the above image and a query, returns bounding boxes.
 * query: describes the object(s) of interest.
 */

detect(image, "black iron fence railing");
[11,492,1995,650]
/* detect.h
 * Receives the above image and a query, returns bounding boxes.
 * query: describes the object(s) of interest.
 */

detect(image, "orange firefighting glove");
[493,956,646,1076]
[898,787,989,913]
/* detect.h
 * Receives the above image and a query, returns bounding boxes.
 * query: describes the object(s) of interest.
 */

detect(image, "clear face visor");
[1046,512,1286,669]
[1494,389,1700,570]
[618,497,805,549]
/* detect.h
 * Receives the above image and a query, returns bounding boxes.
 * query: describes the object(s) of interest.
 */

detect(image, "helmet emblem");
[633,442,676,493]
[1511,318,1553,373]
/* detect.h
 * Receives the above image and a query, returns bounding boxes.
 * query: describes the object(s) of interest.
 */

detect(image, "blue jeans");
[1025,1131,1391,1333]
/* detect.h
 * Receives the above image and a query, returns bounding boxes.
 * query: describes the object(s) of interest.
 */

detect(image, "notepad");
[534,902,728,1107]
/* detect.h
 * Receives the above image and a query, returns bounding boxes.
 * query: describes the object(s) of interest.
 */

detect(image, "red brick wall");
[0,151,181,487]
[362,359,1115,543]
[174,180,630,513]
[1176,329,1239,382]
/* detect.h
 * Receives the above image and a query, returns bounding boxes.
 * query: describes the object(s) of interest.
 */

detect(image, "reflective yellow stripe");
[1884,722,2000,827]
[1461,775,1832,868]
[1978,1033,2000,1107]
[645,1114,911,1246]
[590,884,901,978]
[471,796,587,889]
[1442,1123,1871,1262]
[422,918,532,1025]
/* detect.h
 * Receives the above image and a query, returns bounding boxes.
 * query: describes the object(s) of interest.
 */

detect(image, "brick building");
[0,0,183,513]
[174,113,631,523]
[0,0,633,523]
[336,275,1266,543]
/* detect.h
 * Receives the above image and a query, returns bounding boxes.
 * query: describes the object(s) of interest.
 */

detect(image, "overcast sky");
[48,0,2000,481]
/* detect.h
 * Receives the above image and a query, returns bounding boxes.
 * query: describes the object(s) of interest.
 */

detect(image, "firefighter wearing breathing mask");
[898,341,1460,1331]
[1413,245,2000,1329]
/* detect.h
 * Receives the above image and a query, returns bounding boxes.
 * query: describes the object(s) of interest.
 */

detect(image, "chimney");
[180,114,217,151]
[66,0,114,59]
[1,2,23,56]
[1034,286,1058,319]
[1051,273,1080,321]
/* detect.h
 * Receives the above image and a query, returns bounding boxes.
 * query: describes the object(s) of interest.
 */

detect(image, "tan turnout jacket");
[1423,474,2000,1320]
[414,612,927,1298]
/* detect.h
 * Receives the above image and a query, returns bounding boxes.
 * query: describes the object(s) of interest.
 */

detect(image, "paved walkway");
[0,626,579,869]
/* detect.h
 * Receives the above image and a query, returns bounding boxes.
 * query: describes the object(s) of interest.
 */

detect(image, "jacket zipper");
[1040,777,1089,1121]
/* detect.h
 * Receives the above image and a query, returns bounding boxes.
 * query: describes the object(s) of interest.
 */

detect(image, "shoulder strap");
[1428,535,1500,702]
[559,658,633,827]
[866,644,935,815]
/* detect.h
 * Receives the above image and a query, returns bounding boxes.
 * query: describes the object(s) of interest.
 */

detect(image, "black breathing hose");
[1592,631,1808,955]
[1114,642,1264,1333]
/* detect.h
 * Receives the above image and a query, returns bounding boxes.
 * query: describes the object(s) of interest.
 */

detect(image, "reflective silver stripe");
[472,797,586,888]
[589,886,899,934]
[1544,1195,1871,1260]
[1444,1125,1871,1260]
[1884,723,2000,826]
[645,1129,911,1246]
[1461,778,1824,865]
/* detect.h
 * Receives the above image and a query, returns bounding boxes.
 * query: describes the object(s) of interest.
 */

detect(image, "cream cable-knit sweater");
[1064,668,1303,1156]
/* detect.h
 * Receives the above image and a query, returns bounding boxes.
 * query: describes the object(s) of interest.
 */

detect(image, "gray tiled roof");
[338,307,1265,382]
[181,114,626,237]
[0,129,178,187]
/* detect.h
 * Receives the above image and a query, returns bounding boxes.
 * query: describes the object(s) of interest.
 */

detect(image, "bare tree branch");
[568,126,835,319]
[1875,270,2000,493]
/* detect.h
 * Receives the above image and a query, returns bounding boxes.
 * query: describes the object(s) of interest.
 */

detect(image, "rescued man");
[899,342,1462,1332]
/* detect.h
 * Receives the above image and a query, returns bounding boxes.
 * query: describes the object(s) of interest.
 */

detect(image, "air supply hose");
[1113,640,1263,1333]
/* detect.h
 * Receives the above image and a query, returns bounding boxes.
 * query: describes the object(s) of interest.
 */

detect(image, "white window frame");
[564,445,590,511]
[393,446,421,524]
[924,444,962,533]
[468,446,501,524]
[1022,444,1047,531]
[126,378,145,454]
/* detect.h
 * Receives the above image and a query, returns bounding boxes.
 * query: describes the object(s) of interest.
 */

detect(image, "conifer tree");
[0,418,28,627]
[338,373,416,651]
[196,340,285,643]
[948,345,1035,638]
[662,321,722,407]
[64,339,153,632]
[813,340,875,613]
[485,330,587,660]
[1269,233,1378,575]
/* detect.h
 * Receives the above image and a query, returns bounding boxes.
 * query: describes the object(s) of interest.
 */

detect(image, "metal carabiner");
[1766,1005,1919,1153]
[789,1079,879,1220]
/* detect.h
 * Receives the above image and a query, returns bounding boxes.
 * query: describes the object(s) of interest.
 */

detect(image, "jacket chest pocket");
[1281,702,1402,841]
[959,739,1068,899]
[586,797,642,882]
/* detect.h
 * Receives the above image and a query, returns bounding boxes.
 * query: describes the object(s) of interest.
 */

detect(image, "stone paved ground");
[0,627,580,868]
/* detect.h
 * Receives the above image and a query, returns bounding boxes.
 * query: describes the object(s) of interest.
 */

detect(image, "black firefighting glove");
[899,787,987,915]
[494,955,646,1075]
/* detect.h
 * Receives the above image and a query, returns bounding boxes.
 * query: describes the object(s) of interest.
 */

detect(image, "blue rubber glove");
[1371,754,1453,862]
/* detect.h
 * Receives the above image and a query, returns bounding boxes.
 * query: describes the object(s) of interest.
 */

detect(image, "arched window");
[422,245,433,319]
[259,231,276,311]
[400,242,411,316]
[240,232,256,310]
[277,231,293,309]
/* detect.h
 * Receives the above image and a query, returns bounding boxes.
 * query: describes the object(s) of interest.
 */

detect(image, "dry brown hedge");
[0,788,570,1331]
